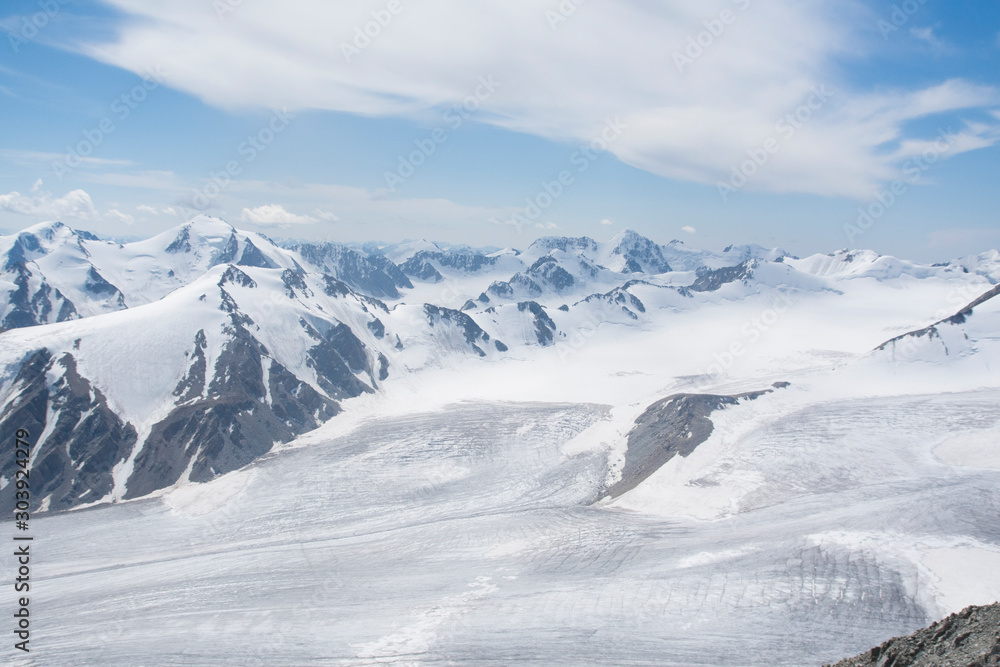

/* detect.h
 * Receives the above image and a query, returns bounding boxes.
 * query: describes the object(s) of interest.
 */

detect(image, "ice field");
[15,387,1000,666]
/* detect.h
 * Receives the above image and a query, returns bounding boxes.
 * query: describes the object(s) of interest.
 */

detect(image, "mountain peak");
[608,228,645,244]
[183,215,238,236]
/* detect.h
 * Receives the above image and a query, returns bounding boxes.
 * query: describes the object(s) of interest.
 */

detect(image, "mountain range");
[2,216,1000,664]
[2,216,998,514]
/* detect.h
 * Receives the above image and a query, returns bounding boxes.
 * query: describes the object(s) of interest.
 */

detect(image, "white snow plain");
[3,230,999,665]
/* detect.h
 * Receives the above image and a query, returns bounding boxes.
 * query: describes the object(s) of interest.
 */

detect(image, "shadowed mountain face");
[0,350,137,512]
[823,603,1000,667]
[285,241,413,298]
[0,261,390,514]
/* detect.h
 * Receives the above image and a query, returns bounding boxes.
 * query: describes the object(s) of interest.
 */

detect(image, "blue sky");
[0,0,998,261]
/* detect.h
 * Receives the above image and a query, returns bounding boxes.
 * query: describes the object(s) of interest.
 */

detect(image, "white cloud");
[0,188,158,229]
[226,180,518,232]
[239,204,318,226]
[106,208,135,225]
[682,225,697,234]
[910,26,950,54]
[76,0,1000,199]
[0,188,98,220]
[0,149,132,167]
[313,209,340,222]
[600,218,613,226]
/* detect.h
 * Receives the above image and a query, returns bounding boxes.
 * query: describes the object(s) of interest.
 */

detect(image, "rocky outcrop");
[517,300,557,346]
[689,259,758,292]
[875,284,1000,352]
[423,304,498,357]
[823,603,1000,667]
[288,241,412,298]
[602,388,776,499]
[0,350,138,512]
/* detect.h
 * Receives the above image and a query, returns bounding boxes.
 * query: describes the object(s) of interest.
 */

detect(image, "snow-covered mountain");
[0,221,126,329]
[2,216,999,665]
[1,218,997,519]
[0,262,396,511]
[283,240,413,298]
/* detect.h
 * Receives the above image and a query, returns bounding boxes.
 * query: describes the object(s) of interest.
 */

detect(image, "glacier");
[1,218,999,665]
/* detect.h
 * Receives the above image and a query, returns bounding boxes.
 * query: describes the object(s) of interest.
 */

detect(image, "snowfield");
[2,220,999,665]
[14,387,1000,666]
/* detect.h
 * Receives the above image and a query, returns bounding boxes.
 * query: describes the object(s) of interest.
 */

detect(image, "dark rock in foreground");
[823,603,1000,667]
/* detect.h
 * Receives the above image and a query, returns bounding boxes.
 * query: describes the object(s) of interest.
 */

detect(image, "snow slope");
[2,219,999,665]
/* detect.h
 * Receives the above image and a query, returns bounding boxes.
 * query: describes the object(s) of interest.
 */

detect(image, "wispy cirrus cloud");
[70,0,1000,201]
[0,149,132,167]
[239,204,320,227]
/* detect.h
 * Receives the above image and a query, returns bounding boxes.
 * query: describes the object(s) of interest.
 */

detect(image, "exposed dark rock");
[173,330,208,402]
[527,255,575,291]
[165,226,192,253]
[399,252,454,282]
[219,265,257,289]
[875,284,1000,352]
[689,260,757,292]
[367,317,385,338]
[2,260,80,330]
[299,319,376,399]
[517,301,557,346]
[289,241,411,298]
[423,304,492,356]
[125,317,352,498]
[489,274,543,299]
[602,389,773,499]
[235,238,278,269]
[487,281,514,299]
[823,602,1000,667]
[322,275,351,297]
[607,230,672,274]
[577,286,647,317]
[0,350,138,513]
[416,249,497,273]
[281,268,311,297]
[377,352,389,381]
[527,235,599,255]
